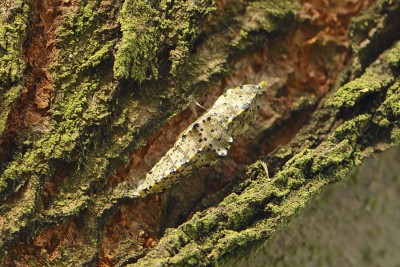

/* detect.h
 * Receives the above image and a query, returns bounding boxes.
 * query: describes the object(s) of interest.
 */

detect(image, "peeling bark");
[0,0,399,266]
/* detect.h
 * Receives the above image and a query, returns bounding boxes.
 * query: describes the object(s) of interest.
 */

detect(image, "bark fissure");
[2,0,399,266]
[133,15,400,266]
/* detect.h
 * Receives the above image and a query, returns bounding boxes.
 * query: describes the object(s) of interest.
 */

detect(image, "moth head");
[259,81,267,90]
[240,81,267,95]
[257,81,268,95]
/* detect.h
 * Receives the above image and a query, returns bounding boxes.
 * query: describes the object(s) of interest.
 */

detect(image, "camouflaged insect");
[137,82,266,196]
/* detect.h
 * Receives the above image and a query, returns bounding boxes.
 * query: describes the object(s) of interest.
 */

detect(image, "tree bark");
[0,0,399,266]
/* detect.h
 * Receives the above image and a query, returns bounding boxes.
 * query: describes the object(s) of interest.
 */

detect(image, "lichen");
[387,41,400,69]
[133,1,400,264]
[5,0,398,265]
[230,0,297,50]
[113,0,161,81]
[391,127,400,143]
[0,1,29,137]
[324,67,394,109]
[373,80,400,127]
[0,0,119,233]
[113,0,216,82]
[348,0,400,75]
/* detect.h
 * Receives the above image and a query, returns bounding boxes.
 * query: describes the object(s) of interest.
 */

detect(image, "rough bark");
[0,0,399,266]
[234,146,400,266]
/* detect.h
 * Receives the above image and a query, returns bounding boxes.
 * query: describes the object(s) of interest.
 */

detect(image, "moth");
[136,82,266,197]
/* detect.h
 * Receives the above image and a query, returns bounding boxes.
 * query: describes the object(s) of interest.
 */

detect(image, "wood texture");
[0,0,399,266]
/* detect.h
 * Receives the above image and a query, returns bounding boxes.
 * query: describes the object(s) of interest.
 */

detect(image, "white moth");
[137,82,266,196]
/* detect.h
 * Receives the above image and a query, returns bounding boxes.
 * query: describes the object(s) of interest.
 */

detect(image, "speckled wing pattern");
[137,82,266,196]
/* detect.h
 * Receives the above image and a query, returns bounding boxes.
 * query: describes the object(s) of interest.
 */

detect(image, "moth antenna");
[190,101,207,118]
[195,101,207,110]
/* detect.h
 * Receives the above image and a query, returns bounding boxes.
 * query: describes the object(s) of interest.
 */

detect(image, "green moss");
[0,85,23,134]
[311,140,354,176]
[292,94,318,111]
[45,193,89,218]
[0,1,28,84]
[373,81,400,127]
[391,127,400,143]
[0,175,40,253]
[134,159,327,266]
[308,115,372,181]
[122,0,400,265]
[166,1,216,77]
[387,41,400,69]
[78,41,115,71]
[6,0,399,264]
[169,241,203,265]
[114,0,216,81]
[0,1,29,137]
[113,0,161,81]
[55,0,98,38]
[331,114,370,142]
[134,52,398,265]
[180,211,219,240]
[230,0,297,49]
[325,68,394,109]
[348,0,400,74]
[0,0,118,199]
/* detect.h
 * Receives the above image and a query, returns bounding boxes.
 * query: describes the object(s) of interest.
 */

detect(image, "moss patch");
[348,0,400,76]
[0,1,29,136]
[132,1,400,264]
[114,0,216,81]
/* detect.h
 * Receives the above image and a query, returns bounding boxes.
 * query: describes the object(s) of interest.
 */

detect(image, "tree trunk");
[0,0,399,266]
